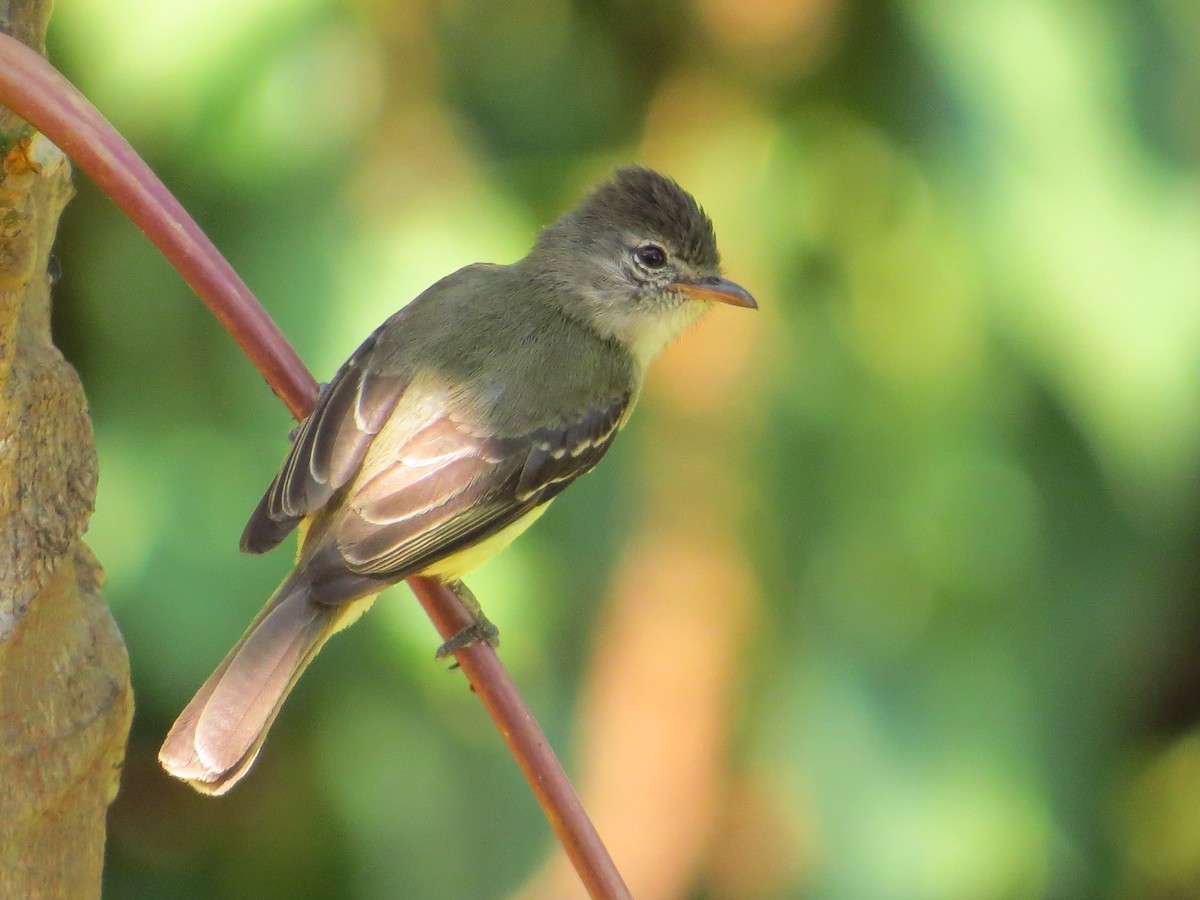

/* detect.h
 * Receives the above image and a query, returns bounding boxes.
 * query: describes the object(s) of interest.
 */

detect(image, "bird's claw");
[435,618,500,660]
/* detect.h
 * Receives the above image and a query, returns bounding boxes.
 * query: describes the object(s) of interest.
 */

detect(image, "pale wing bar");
[333,395,630,581]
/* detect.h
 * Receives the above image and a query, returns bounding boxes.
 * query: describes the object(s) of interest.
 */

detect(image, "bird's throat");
[622,301,710,370]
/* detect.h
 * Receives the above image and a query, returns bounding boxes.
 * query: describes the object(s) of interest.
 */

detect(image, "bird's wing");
[241,322,409,555]
[330,393,631,580]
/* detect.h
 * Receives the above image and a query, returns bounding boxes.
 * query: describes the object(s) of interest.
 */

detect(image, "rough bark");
[0,4,133,897]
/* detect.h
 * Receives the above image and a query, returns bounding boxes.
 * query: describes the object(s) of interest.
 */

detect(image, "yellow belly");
[319,507,551,640]
[417,502,551,581]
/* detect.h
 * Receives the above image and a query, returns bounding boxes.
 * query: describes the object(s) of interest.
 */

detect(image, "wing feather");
[241,325,407,555]
[333,394,630,581]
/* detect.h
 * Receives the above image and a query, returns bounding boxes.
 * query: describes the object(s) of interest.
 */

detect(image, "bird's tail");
[159,573,375,795]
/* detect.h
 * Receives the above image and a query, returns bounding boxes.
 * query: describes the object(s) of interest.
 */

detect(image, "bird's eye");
[633,243,668,269]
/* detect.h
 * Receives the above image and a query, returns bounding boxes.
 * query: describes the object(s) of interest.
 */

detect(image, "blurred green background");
[41,0,1200,897]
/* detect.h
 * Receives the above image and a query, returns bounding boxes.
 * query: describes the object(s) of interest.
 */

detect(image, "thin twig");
[0,32,630,900]
[409,577,630,897]
[0,34,315,418]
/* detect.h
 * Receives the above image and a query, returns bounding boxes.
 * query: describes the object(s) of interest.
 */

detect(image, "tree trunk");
[0,3,133,897]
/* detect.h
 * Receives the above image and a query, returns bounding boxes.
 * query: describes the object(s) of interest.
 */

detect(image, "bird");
[159,165,756,794]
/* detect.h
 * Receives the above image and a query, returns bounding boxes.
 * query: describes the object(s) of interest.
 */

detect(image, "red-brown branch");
[0,33,315,417]
[0,32,630,900]
[410,576,630,897]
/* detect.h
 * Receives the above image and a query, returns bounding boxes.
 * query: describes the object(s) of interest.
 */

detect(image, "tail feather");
[159,576,373,795]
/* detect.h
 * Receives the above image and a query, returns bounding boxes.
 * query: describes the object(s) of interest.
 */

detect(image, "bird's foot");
[435,617,500,660]
[434,579,500,660]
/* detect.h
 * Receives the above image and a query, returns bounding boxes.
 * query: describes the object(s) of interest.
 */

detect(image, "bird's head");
[523,166,756,367]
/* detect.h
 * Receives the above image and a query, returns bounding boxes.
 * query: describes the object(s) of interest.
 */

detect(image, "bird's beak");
[672,275,757,309]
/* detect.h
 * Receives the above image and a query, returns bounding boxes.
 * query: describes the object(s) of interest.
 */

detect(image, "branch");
[410,577,629,896]
[0,33,315,418]
[0,32,630,899]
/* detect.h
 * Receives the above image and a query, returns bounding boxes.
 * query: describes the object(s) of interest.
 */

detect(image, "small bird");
[159,166,756,794]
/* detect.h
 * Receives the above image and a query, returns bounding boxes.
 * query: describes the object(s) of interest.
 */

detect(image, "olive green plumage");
[160,166,755,795]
